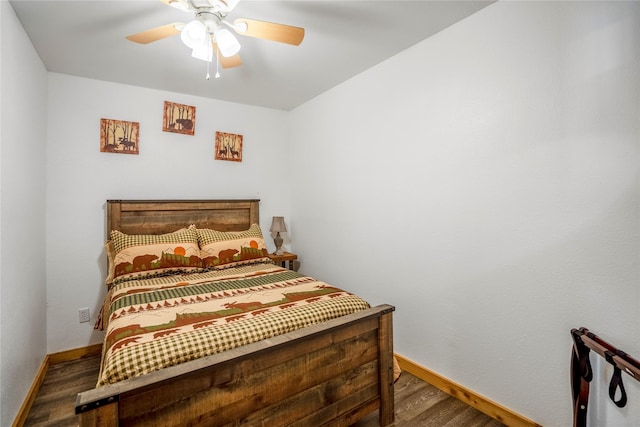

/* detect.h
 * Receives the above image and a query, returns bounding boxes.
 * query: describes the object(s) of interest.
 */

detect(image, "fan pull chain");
[215,45,221,79]
[206,61,210,80]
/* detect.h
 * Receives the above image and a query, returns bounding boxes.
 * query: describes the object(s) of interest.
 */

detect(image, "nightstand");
[268,252,298,271]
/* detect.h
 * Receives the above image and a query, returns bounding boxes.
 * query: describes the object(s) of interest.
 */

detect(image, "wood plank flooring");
[352,370,504,427]
[24,355,504,426]
[24,355,101,427]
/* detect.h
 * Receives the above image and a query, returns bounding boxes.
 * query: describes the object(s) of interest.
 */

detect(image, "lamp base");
[273,233,284,255]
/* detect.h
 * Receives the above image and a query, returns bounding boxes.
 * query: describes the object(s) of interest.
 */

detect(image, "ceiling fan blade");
[160,0,191,12]
[219,0,240,13]
[126,23,183,44]
[213,43,242,68]
[233,18,304,46]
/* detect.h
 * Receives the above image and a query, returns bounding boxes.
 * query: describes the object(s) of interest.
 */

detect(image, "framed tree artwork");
[100,118,140,154]
[215,131,243,162]
[162,101,196,135]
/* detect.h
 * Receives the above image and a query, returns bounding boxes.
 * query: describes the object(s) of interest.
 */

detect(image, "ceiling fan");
[126,0,305,70]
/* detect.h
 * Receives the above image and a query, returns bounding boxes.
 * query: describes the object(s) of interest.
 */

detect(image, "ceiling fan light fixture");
[191,40,214,62]
[181,19,208,49]
[214,28,241,57]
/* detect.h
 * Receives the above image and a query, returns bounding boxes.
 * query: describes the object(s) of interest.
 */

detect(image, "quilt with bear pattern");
[97,260,370,386]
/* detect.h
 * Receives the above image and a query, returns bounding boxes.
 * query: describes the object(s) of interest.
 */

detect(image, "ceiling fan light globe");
[191,42,213,62]
[181,20,207,49]
[215,28,241,57]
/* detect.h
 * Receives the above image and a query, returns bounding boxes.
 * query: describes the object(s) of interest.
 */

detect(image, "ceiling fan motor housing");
[195,9,224,34]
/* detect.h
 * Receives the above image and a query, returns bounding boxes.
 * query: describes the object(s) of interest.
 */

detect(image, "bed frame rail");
[77,304,395,426]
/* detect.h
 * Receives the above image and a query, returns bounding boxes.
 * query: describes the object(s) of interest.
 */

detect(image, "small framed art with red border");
[100,118,139,154]
[215,131,243,162]
[162,101,195,135]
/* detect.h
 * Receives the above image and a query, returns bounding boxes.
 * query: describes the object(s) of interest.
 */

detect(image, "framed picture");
[162,101,196,135]
[100,118,140,154]
[215,131,243,162]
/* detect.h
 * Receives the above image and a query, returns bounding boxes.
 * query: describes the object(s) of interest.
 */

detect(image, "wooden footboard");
[76,304,395,426]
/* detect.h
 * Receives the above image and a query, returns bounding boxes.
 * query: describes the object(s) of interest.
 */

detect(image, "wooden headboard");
[106,200,260,238]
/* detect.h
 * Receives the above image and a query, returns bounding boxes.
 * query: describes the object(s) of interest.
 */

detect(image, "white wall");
[289,2,639,426]
[4,1,639,426]
[45,73,291,352]
[0,1,48,425]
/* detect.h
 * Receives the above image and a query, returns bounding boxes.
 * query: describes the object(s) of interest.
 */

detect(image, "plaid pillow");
[110,226,202,282]
[197,224,269,269]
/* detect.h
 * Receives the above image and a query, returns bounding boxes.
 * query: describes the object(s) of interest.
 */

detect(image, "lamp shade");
[191,40,213,62]
[181,20,208,49]
[270,216,287,233]
[214,27,241,57]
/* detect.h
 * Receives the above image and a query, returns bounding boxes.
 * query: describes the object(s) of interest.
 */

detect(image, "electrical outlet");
[78,308,90,323]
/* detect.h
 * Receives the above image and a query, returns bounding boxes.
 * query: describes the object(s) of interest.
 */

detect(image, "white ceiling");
[10,0,494,111]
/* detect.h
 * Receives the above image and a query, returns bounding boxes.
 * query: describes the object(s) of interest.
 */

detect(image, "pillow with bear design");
[197,224,269,269]
[110,225,202,282]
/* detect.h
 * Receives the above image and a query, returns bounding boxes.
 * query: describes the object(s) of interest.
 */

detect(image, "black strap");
[607,353,627,408]
[579,347,593,382]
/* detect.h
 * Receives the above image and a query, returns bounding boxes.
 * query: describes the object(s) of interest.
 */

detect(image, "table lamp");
[269,216,287,255]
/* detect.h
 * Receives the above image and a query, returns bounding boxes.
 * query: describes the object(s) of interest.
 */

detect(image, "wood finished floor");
[24,355,504,427]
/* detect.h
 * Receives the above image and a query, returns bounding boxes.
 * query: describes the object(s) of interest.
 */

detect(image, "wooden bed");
[75,199,395,426]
